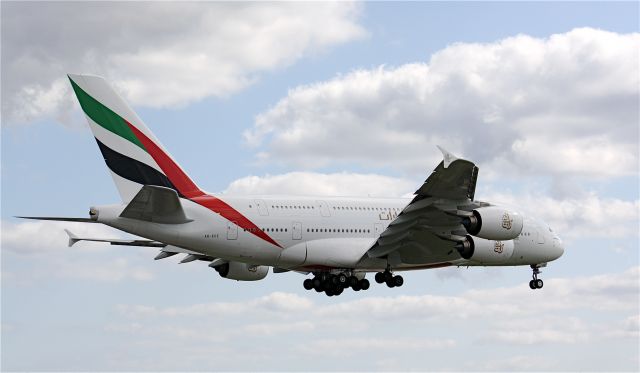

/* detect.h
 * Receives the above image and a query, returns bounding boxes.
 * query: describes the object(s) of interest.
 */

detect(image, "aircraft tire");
[349,276,359,287]
[375,272,385,283]
[359,279,370,290]
[529,280,536,289]
[303,279,313,290]
[394,275,404,287]
[536,279,544,289]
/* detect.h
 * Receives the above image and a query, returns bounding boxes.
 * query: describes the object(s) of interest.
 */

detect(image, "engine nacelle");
[456,235,515,264]
[462,206,523,240]
[213,261,269,281]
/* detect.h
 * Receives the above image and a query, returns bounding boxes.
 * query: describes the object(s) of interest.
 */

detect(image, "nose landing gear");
[529,264,544,290]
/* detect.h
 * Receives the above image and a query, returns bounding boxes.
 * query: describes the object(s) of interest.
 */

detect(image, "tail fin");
[68,74,203,202]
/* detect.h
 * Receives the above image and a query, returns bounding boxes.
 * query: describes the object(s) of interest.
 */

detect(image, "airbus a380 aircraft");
[21,74,564,297]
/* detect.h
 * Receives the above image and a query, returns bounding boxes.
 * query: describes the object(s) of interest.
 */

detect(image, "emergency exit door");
[292,222,302,240]
[227,221,238,240]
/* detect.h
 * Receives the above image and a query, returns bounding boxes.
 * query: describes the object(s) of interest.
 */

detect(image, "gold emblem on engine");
[494,241,504,254]
[502,212,513,230]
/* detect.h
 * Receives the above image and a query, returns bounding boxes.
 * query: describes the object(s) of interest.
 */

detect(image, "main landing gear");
[303,272,370,297]
[529,264,544,290]
[374,269,404,288]
[302,268,404,296]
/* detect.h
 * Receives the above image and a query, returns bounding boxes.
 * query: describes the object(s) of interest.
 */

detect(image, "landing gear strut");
[529,265,544,290]
[374,268,403,288]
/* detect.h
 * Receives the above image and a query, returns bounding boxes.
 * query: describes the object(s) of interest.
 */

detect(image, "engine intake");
[462,206,523,240]
[455,235,515,264]
[213,261,268,281]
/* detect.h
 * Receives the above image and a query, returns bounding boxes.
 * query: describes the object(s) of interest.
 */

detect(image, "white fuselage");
[93,194,564,273]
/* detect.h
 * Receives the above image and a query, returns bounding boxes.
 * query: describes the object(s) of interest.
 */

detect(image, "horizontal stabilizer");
[63,229,165,247]
[16,216,96,223]
[120,185,192,224]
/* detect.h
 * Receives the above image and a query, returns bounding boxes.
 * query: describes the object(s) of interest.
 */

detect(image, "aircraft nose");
[552,237,565,260]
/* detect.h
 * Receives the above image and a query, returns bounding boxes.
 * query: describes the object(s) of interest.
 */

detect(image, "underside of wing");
[363,147,483,266]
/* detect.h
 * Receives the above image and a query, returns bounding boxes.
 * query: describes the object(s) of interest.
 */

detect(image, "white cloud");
[246,28,639,178]
[116,291,313,319]
[483,316,590,345]
[1,220,155,282]
[2,2,365,124]
[1,220,124,255]
[480,191,640,239]
[223,171,415,197]
[296,337,456,357]
[116,266,639,322]
[101,266,638,370]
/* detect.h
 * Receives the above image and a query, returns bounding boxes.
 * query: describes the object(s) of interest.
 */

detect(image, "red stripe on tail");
[126,121,281,248]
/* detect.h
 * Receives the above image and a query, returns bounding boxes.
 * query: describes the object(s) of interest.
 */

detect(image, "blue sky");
[2,2,639,371]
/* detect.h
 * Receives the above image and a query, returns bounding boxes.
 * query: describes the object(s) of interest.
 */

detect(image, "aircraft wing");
[364,147,482,265]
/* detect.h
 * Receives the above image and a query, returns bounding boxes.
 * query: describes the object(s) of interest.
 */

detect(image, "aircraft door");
[227,221,238,240]
[316,200,331,217]
[374,223,384,236]
[537,230,545,244]
[292,222,302,240]
[254,199,269,216]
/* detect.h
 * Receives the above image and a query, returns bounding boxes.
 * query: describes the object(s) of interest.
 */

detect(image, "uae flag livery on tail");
[68,74,280,248]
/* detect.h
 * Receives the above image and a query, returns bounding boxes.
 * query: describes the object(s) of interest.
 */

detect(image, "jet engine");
[213,261,269,281]
[462,206,523,240]
[456,235,515,264]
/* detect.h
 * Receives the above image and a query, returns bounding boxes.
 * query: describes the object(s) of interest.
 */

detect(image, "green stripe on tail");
[68,76,145,150]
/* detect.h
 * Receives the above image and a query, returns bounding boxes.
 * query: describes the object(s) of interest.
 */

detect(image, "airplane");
[19,74,565,297]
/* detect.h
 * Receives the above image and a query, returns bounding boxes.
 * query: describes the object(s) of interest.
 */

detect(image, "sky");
[1,1,639,371]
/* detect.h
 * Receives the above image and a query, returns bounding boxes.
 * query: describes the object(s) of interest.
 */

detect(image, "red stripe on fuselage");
[126,121,281,248]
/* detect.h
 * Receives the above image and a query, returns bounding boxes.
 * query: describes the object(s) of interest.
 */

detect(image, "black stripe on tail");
[95,138,181,196]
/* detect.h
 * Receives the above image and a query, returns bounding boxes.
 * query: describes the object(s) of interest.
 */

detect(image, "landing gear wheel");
[529,265,544,290]
[359,279,370,290]
[375,272,385,284]
[349,276,359,287]
[384,270,393,281]
[338,274,348,287]
[334,287,344,296]
[393,275,404,287]
[303,279,313,290]
[353,283,362,291]
[386,278,395,288]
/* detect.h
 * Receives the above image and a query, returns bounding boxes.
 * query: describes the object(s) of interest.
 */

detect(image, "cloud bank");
[2,2,365,124]
[246,28,639,178]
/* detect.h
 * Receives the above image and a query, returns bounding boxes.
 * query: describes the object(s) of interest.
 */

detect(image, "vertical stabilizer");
[68,74,202,202]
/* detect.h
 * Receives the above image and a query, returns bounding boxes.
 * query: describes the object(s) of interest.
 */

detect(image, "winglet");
[64,229,80,247]
[437,145,458,168]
